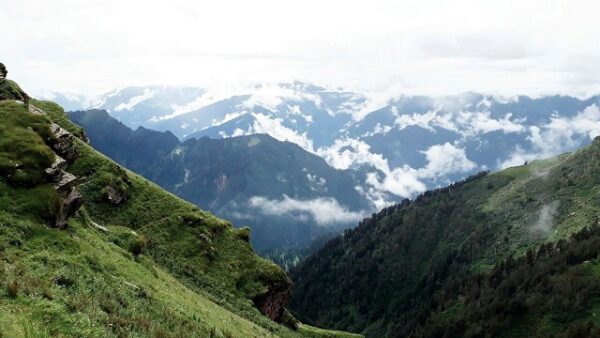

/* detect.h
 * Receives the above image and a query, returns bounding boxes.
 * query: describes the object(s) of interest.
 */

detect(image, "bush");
[236,226,251,242]
[130,234,148,256]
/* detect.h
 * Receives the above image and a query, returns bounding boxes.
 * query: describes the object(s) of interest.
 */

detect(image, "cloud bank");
[3,0,600,100]
[501,104,600,168]
[248,195,364,226]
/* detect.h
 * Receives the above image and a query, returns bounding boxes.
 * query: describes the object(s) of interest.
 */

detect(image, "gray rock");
[49,123,78,161]
[44,155,67,177]
[54,188,83,229]
[104,185,126,205]
[54,170,77,191]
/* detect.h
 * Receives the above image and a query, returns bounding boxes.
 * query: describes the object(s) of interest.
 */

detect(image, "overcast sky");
[2,0,599,98]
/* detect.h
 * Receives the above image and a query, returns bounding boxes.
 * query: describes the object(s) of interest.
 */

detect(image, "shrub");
[130,234,148,256]
[236,226,251,242]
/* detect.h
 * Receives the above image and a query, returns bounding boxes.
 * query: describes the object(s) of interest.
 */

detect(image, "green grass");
[0,99,362,338]
[0,213,284,337]
[0,101,56,187]
[297,324,364,338]
[32,99,87,141]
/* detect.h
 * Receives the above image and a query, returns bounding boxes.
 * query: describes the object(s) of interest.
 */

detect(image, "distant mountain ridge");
[54,85,600,211]
[68,109,372,251]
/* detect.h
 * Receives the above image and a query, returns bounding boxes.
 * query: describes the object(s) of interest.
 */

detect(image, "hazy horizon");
[3,0,600,100]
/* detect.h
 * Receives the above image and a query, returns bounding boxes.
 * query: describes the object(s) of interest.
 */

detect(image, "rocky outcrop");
[54,188,83,229]
[104,185,126,205]
[0,78,29,106]
[49,123,79,162]
[252,278,293,322]
[43,119,83,228]
[44,155,67,177]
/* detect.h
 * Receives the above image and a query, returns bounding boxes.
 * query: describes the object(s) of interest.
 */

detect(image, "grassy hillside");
[0,99,362,338]
[291,137,600,338]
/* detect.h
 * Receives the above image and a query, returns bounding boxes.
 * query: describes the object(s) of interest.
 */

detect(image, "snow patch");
[113,88,155,112]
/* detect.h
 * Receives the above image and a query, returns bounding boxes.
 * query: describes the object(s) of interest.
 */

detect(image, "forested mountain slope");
[291,138,600,338]
[0,97,360,338]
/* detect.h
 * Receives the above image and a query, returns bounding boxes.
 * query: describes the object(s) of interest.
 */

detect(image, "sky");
[2,0,600,99]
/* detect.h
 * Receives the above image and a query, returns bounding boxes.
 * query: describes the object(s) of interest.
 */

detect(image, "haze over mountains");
[53,83,600,213]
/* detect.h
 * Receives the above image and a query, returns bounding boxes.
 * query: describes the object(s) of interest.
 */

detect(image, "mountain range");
[52,84,600,261]
[52,84,600,212]
[67,109,371,251]
[6,73,600,337]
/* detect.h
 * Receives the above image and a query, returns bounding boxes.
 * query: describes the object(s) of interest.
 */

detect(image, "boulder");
[28,105,45,115]
[44,155,67,177]
[54,188,83,229]
[49,123,78,162]
[51,170,77,192]
[104,185,126,205]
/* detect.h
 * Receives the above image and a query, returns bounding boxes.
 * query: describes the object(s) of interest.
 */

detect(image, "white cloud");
[533,201,560,234]
[393,107,526,137]
[456,111,526,135]
[217,112,316,151]
[500,104,600,168]
[362,122,393,137]
[316,138,388,171]
[289,105,314,124]
[306,173,326,188]
[361,143,476,198]
[248,195,363,225]
[395,110,452,132]
[419,143,477,179]
[570,104,600,139]
[365,166,427,199]
[241,84,322,113]
[317,138,476,202]
[249,113,315,151]
[4,1,600,99]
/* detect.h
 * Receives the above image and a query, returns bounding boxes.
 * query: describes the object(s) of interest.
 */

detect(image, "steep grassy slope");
[0,99,361,338]
[291,138,600,338]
